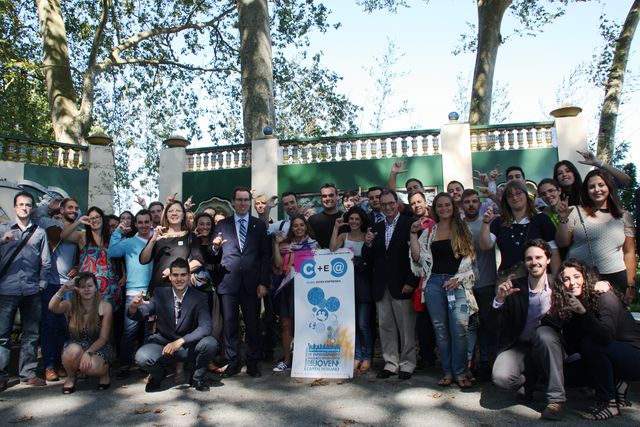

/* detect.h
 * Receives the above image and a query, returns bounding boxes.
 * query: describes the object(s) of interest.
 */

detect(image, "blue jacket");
[0,221,51,296]
[107,229,152,293]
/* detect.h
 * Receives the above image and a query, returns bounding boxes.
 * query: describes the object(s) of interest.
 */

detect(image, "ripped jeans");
[425,274,469,377]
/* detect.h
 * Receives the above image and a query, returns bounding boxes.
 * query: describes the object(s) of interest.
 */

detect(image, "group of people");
[0,149,637,421]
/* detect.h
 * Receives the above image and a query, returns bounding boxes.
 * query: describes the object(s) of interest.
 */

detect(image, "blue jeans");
[425,274,469,377]
[355,302,374,361]
[40,284,68,369]
[0,293,41,381]
[119,295,142,367]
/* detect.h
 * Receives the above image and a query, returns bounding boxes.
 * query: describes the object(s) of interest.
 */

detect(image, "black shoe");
[398,371,412,380]
[145,377,163,393]
[190,378,210,392]
[97,382,111,390]
[377,369,396,379]
[247,365,262,378]
[223,365,240,377]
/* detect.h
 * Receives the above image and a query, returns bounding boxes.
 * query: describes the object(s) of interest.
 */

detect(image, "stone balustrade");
[186,144,251,171]
[470,121,556,152]
[0,135,88,169]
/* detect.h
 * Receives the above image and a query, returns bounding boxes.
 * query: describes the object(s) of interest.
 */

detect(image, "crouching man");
[491,239,566,420]
[129,257,218,392]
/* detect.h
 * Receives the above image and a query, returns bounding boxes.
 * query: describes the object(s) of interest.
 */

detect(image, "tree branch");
[104,7,236,68]
[109,58,238,73]
[88,0,111,69]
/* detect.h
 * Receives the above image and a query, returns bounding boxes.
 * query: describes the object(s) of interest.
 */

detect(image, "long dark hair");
[85,206,111,248]
[286,214,315,242]
[551,259,600,321]
[343,207,369,232]
[581,169,623,218]
[553,160,582,206]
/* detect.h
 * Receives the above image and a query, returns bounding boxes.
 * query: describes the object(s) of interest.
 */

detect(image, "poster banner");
[291,249,355,378]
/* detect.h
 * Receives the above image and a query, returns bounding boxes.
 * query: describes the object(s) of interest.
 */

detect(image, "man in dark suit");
[490,239,566,421]
[129,257,217,392]
[363,190,419,380]
[212,187,270,377]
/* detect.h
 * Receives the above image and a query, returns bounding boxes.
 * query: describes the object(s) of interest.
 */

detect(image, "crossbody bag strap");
[0,224,38,281]
[576,207,595,266]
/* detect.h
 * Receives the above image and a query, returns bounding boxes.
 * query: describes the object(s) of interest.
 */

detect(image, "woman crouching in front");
[49,272,113,394]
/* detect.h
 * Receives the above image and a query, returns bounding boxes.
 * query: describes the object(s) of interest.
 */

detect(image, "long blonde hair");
[68,272,101,339]
[431,192,475,258]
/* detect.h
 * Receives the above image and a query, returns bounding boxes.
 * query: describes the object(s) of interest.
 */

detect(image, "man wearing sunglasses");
[129,257,218,392]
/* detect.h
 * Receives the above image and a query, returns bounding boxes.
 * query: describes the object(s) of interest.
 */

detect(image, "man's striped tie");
[238,218,247,250]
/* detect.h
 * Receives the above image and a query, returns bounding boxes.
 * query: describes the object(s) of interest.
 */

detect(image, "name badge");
[178,241,184,246]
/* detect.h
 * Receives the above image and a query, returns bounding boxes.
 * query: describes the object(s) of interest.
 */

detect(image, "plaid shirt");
[384,213,400,249]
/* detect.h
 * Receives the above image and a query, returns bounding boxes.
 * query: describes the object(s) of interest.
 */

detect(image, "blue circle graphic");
[307,287,325,305]
[325,296,340,312]
[330,258,348,277]
[300,259,316,278]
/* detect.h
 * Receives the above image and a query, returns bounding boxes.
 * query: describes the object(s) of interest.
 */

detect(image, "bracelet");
[558,217,569,224]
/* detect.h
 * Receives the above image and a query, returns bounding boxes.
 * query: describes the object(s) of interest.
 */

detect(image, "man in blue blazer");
[212,187,270,377]
[129,258,218,392]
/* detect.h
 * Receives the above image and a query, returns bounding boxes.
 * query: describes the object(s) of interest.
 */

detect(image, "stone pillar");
[440,113,473,192]
[159,135,190,203]
[251,136,279,221]
[87,135,115,213]
[551,105,591,179]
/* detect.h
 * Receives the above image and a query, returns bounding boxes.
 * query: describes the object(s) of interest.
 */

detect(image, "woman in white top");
[330,207,372,373]
[556,169,636,304]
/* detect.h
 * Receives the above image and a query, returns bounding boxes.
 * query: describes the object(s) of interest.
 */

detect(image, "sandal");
[455,376,473,389]
[583,400,619,420]
[615,380,632,408]
[62,379,76,395]
[438,376,453,386]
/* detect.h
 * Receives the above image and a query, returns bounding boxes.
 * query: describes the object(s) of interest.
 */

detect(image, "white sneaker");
[272,361,291,372]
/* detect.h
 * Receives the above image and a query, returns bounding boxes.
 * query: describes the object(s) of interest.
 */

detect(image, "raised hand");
[334,217,345,229]
[489,164,501,181]
[78,215,92,226]
[266,196,278,209]
[129,291,148,312]
[151,225,166,241]
[576,150,598,166]
[566,293,586,314]
[274,230,286,244]
[365,227,378,246]
[496,275,520,303]
[212,232,227,249]
[392,161,408,174]
[117,222,131,234]
[410,220,421,234]
[60,278,78,294]
[184,195,194,211]
[482,205,494,224]
[555,198,573,219]
[134,194,147,208]
[473,170,489,185]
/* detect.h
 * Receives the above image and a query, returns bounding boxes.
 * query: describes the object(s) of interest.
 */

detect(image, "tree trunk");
[597,0,640,163]
[468,0,511,125]
[35,0,83,145]
[238,0,275,144]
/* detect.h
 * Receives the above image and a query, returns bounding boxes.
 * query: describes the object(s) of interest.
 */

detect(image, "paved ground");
[1,363,639,426]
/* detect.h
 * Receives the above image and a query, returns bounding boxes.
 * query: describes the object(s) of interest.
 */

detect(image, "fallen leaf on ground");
[343,419,355,424]
[294,378,303,384]
[336,380,344,385]
[310,379,329,387]
[134,408,152,415]
[431,392,443,398]
[178,412,189,416]
[9,415,34,423]
[153,409,165,414]
[119,385,128,389]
